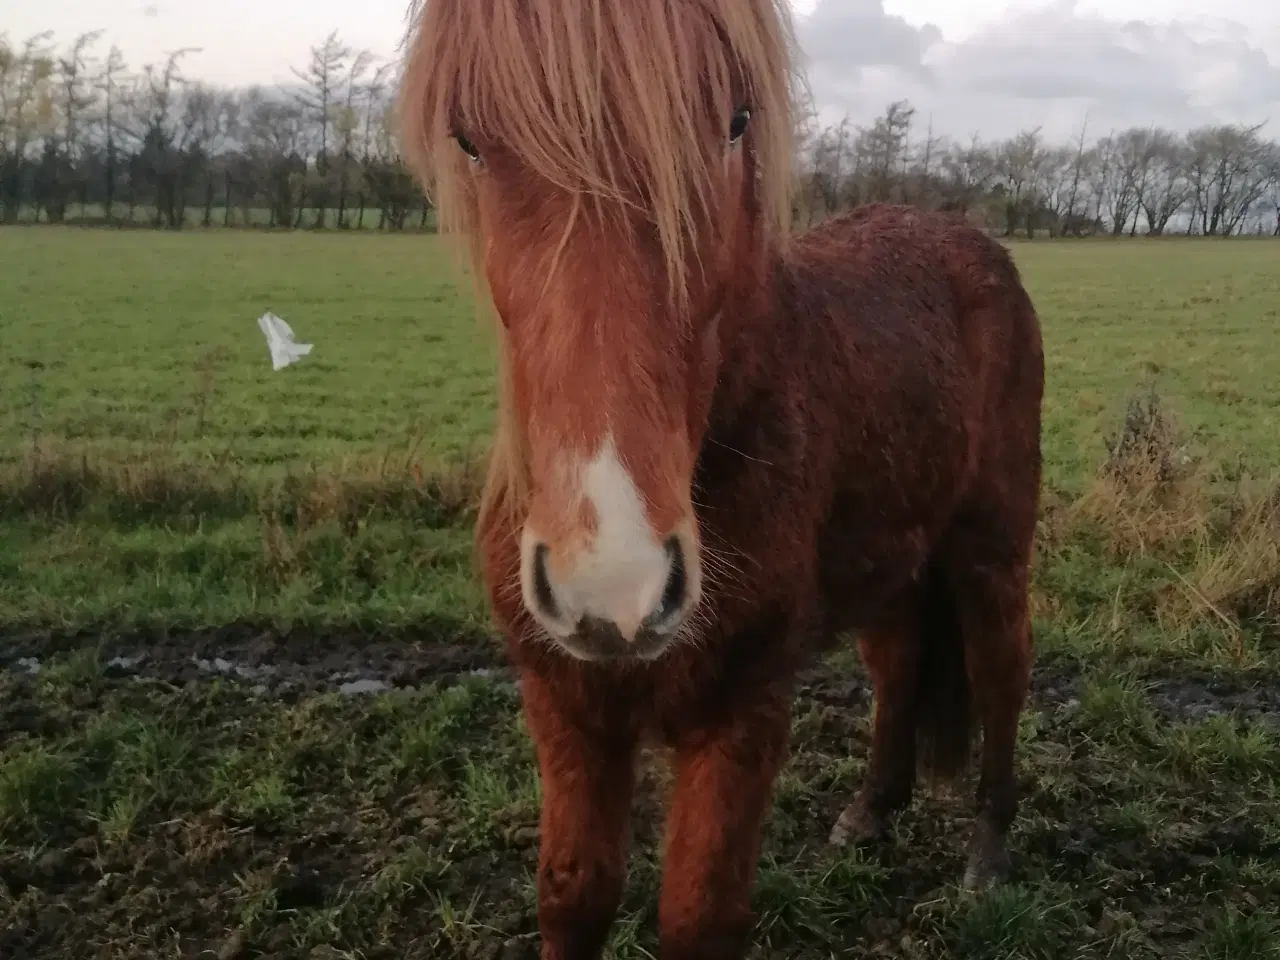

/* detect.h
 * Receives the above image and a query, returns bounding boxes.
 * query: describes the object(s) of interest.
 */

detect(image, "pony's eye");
[728,106,751,145]
[454,133,481,163]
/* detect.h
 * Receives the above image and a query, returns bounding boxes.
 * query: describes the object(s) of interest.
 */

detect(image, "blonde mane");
[397,0,804,536]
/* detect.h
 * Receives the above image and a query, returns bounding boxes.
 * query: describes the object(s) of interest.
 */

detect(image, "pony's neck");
[707,241,793,426]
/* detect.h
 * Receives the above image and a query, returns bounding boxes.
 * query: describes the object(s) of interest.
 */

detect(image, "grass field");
[2,228,1279,958]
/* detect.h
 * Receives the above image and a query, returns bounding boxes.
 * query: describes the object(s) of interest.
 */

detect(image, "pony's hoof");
[828,800,890,847]
[961,821,1011,892]
[961,852,1009,892]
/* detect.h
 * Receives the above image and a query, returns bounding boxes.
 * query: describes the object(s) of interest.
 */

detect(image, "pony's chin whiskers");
[527,621,565,657]
[493,571,525,606]
[693,535,747,616]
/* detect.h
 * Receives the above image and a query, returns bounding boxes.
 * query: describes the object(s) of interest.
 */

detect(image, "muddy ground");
[2,625,1278,959]
[5,621,1278,725]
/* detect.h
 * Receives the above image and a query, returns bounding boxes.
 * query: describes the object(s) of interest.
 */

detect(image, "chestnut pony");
[399,0,1044,956]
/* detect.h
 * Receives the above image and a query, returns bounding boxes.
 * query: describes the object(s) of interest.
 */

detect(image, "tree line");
[3,30,1279,236]
[1,31,425,230]
[795,100,1280,237]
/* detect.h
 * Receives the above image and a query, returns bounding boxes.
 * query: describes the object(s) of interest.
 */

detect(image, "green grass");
[5,233,1278,479]
[3,230,1278,633]
[2,230,491,466]
[2,643,1277,958]
[1027,238,1280,488]
[2,229,495,632]
[2,227,1279,958]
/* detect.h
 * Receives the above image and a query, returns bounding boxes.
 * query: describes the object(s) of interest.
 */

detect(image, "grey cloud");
[797,0,1280,140]
[797,0,941,79]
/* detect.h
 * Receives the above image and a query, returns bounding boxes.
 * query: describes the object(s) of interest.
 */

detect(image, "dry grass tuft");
[1035,386,1280,654]
[1102,383,1189,485]
[1,447,253,521]
[1156,487,1280,645]
[1,443,487,530]
[1067,385,1209,556]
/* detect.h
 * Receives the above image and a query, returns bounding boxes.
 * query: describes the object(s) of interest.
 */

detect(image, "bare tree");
[1036,146,1076,237]
[857,100,914,204]
[789,85,821,224]
[1139,130,1189,235]
[125,48,203,228]
[0,32,57,222]
[1184,123,1272,236]
[242,86,308,227]
[180,84,238,226]
[938,134,995,217]
[807,116,852,223]
[355,61,395,228]
[362,83,421,229]
[36,30,103,221]
[1264,142,1280,236]
[292,30,352,227]
[1059,114,1092,235]
[96,45,128,223]
[334,48,374,228]
[995,129,1044,237]
[1094,132,1141,235]
[1106,128,1168,236]
[907,115,945,208]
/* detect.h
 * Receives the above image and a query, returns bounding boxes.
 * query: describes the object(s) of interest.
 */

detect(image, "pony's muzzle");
[522,533,698,661]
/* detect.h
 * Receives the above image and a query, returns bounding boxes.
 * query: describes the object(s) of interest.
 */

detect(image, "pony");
[398,0,1044,956]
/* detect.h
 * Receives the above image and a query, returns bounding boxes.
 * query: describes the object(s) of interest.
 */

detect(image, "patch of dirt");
[5,623,1279,728]
[1139,667,1280,726]
[0,618,507,699]
[796,656,1280,728]
[1026,661,1280,728]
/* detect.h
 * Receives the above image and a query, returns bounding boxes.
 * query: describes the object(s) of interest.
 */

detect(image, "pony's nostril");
[651,536,688,626]
[531,543,560,620]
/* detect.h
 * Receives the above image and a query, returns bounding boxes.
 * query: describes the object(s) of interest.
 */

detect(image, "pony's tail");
[914,568,975,784]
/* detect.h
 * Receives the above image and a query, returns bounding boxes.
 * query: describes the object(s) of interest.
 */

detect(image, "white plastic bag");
[257,311,313,371]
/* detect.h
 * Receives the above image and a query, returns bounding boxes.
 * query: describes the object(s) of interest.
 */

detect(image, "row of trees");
[3,29,1279,236]
[795,100,1280,237]
[1,31,424,230]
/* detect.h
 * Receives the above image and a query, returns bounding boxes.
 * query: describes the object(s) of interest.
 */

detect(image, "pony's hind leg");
[830,601,922,846]
[942,535,1034,891]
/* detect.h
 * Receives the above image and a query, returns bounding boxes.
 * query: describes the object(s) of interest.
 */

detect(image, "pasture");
[2,228,1279,958]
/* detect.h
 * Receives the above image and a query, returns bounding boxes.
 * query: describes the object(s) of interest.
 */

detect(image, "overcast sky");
[7,0,1280,141]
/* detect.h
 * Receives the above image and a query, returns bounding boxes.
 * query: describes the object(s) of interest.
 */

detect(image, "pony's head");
[400,0,799,661]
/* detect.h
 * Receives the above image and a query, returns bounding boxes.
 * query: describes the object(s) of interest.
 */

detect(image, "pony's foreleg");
[658,692,791,960]
[521,670,635,960]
